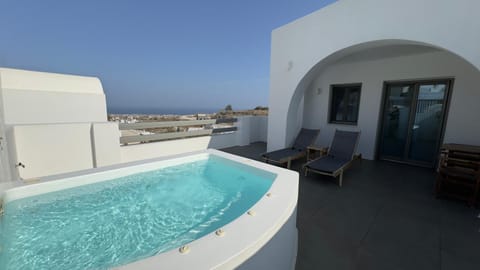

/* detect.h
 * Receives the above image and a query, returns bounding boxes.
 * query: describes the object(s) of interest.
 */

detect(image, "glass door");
[407,83,449,164]
[379,84,415,161]
[378,80,451,166]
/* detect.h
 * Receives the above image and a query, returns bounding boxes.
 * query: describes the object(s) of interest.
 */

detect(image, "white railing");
[118,118,238,145]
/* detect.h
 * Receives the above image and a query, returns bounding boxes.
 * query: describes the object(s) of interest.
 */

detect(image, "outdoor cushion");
[328,130,360,160]
[262,148,303,161]
[292,128,320,150]
[306,155,349,173]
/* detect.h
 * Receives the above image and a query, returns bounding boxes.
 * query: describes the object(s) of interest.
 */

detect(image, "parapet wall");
[119,116,268,164]
[0,68,107,124]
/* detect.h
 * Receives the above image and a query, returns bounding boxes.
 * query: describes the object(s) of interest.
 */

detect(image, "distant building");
[196,114,210,120]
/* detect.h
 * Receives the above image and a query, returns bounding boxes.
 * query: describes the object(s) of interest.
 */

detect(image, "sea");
[107,107,221,115]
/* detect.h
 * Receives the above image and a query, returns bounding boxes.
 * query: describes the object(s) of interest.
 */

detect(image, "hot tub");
[0,149,298,270]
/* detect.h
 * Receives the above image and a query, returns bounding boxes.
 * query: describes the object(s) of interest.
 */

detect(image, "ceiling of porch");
[334,44,442,65]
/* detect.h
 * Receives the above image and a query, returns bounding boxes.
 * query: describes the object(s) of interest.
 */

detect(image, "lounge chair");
[304,130,360,187]
[261,128,320,169]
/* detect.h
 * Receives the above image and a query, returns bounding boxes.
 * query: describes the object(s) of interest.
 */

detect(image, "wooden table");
[306,145,328,161]
[438,144,480,171]
[436,143,480,206]
[441,143,480,153]
[440,144,480,159]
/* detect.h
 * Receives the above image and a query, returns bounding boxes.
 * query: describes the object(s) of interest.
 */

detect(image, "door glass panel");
[380,85,414,159]
[408,84,447,162]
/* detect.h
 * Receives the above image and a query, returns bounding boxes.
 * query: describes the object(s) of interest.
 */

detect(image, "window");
[329,84,361,124]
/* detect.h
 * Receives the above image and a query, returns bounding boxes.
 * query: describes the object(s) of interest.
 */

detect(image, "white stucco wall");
[303,49,480,159]
[92,122,121,167]
[120,116,268,163]
[0,68,112,181]
[0,68,106,125]
[249,116,268,143]
[268,0,480,151]
[120,134,245,164]
[12,124,94,179]
[120,137,211,163]
[236,116,268,146]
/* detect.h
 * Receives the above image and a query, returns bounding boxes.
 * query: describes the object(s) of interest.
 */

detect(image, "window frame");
[328,83,362,125]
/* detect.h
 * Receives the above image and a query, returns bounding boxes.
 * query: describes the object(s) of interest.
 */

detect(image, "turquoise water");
[0,155,275,270]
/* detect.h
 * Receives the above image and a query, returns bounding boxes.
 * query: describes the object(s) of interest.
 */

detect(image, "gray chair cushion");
[292,128,320,150]
[261,128,319,163]
[328,130,360,160]
[262,148,302,161]
[306,156,349,173]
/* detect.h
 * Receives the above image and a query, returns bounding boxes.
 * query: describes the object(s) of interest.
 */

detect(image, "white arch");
[285,40,480,149]
[268,0,480,151]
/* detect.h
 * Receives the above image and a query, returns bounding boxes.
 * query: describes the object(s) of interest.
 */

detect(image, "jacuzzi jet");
[247,210,256,216]
[215,229,225,237]
[179,245,190,254]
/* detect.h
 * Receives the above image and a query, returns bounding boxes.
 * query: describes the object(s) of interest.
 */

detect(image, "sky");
[0,0,337,113]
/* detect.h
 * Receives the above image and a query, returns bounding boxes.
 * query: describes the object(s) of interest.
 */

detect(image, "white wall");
[12,124,94,179]
[249,116,268,143]
[92,123,121,167]
[2,90,106,125]
[8,117,267,178]
[268,0,480,151]
[0,68,112,181]
[120,116,268,163]
[302,50,480,159]
[120,136,211,163]
[236,116,268,145]
[0,68,106,125]
[119,133,240,164]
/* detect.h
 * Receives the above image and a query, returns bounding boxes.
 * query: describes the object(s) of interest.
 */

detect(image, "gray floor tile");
[297,222,358,270]
[220,143,480,270]
[442,250,480,270]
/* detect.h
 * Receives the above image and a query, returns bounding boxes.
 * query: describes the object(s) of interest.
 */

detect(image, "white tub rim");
[0,149,299,270]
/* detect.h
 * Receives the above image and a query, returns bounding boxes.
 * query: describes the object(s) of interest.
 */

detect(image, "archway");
[282,40,480,159]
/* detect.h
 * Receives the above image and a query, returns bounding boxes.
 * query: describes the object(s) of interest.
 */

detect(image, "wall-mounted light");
[287,61,293,71]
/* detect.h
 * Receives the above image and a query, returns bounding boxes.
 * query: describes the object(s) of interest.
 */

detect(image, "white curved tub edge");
[0,149,299,270]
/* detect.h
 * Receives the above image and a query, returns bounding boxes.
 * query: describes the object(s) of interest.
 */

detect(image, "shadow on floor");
[221,142,480,270]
